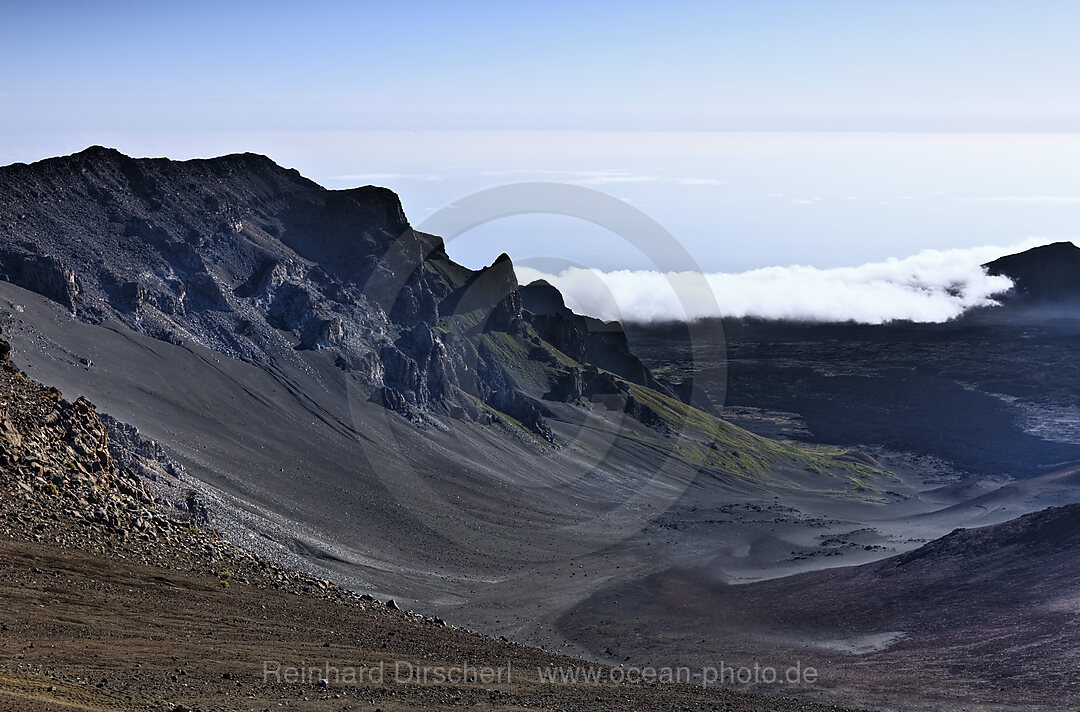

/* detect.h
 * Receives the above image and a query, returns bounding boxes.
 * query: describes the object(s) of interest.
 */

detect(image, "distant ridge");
[984,240,1080,304]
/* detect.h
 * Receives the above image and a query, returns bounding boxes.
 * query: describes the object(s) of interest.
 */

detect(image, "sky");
[2,1,1079,321]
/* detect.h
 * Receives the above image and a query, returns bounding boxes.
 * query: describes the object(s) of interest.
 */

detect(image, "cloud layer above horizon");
[515,238,1059,325]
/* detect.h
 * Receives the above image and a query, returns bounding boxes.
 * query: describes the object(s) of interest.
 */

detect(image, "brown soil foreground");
[0,537,859,712]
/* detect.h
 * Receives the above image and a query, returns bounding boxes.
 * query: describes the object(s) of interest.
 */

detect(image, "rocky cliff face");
[0,148,671,440]
[521,280,675,400]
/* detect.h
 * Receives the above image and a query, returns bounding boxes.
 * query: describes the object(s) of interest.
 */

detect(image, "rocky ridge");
[0,147,674,441]
[983,240,1080,306]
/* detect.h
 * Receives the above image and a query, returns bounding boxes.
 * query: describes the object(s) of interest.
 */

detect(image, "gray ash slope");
[0,147,897,653]
[0,329,866,712]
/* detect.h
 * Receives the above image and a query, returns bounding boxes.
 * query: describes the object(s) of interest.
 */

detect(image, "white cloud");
[516,238,1061,325]
[477,168,719,186]
[474,168,657,184]
[964,196,1080,204]
[478,168,580,177]
[327,172,443,182]
[570,170,658,185]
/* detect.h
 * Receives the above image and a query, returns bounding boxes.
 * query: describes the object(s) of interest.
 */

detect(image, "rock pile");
[0,331,356,604]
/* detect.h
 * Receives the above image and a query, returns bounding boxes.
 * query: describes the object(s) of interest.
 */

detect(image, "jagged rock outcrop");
[441,253,524,333]
[546,366,585,402]
[521,280,673,395]
[99,412,187,484]
[0,253,79,310]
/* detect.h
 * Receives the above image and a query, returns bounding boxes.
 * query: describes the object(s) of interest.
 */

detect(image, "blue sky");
[2,1,1079,279]
[5,1,1079,133]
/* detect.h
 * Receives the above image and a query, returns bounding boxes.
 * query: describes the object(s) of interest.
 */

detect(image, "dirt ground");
[0,537,862,712]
